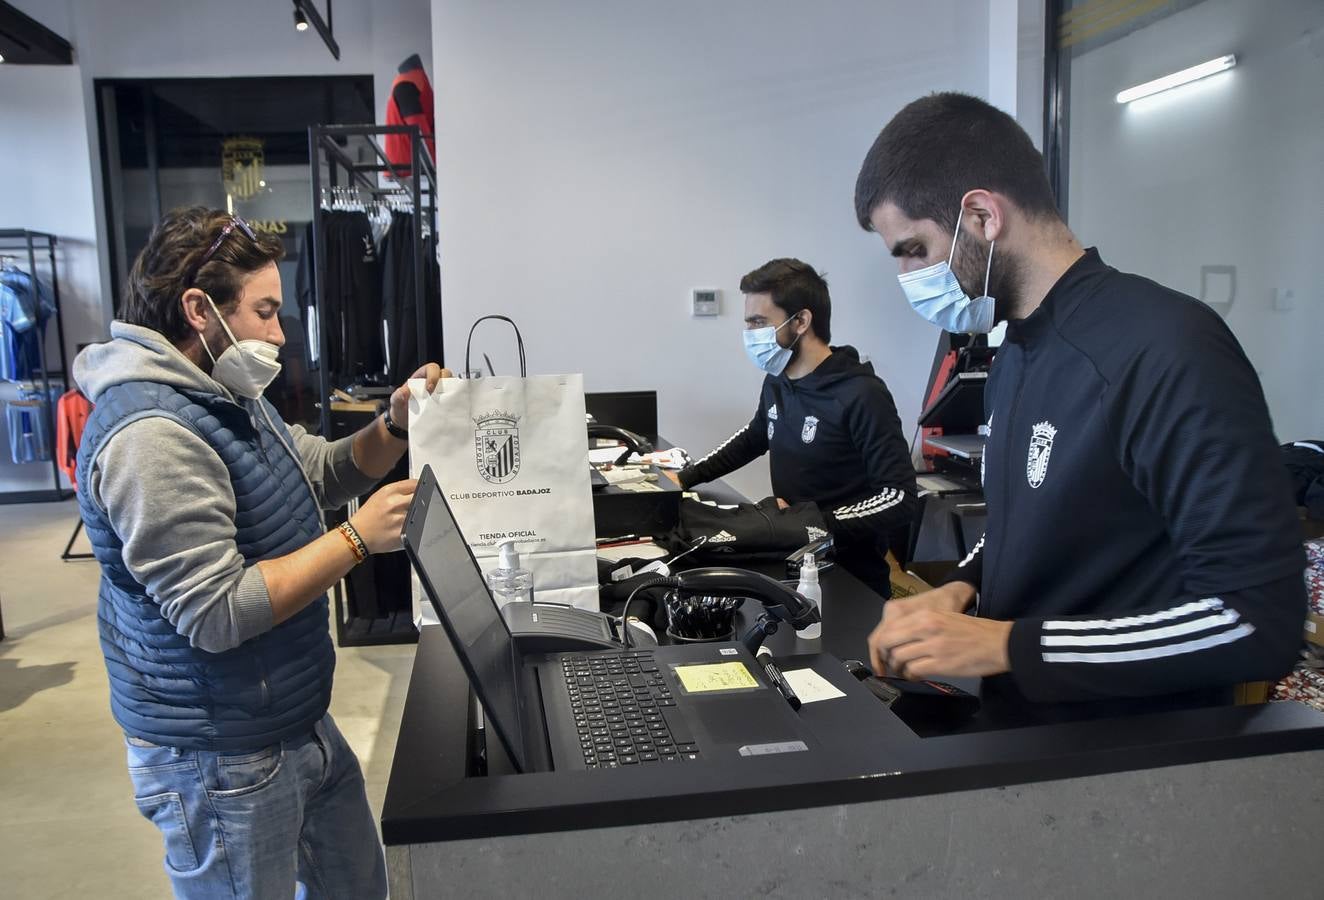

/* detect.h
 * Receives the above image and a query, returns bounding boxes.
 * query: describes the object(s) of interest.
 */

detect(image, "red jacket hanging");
[56,388,92,489]
[384,54,436,175]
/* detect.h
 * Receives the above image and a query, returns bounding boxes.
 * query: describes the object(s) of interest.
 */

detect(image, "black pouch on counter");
[843,660,980,735]
[665,496,831,562]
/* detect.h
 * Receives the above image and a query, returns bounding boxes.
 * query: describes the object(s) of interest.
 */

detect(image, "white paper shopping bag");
[407,317,598,623]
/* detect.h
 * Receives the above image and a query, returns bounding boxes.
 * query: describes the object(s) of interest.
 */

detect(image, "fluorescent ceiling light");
[1116,55,1236,104]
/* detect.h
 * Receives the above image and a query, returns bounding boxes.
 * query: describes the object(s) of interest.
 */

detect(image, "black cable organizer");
[307,124,442,647]
[0,229,73,505]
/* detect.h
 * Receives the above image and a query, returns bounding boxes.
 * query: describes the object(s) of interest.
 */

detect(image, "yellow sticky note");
[674,661,759,693]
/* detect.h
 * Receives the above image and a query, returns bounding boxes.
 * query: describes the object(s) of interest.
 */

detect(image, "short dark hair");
[854,92,1059,233]
[740,258,831,343]
[121,206,285,342]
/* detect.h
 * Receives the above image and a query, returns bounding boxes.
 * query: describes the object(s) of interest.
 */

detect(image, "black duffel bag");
[663,496,830,562]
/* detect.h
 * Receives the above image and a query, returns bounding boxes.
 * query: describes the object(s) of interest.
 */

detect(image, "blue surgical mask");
[897,207,995,334]
[743,313,803,376]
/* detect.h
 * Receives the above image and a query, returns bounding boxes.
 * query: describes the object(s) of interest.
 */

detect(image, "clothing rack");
[0,229,71,504]
[307,124,440,440]
[307,124,440,647]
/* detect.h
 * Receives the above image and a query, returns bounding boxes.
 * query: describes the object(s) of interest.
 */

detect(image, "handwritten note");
[674,662,759,693]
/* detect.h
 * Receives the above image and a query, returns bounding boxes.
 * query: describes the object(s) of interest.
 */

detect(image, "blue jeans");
[125,714,387,900]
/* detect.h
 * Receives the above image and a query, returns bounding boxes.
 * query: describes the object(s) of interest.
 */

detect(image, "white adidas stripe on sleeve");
[1040,609,1242,648]
[691,425,749,467]
[1041,598,1223,632]
[834,488,896,515]
[833,488,905,521]
[1039,596,1258,664]
[1042,624,1255,664]
[958,534,985,568]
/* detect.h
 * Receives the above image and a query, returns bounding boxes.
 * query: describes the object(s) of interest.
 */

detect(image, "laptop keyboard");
[562,651,701,768]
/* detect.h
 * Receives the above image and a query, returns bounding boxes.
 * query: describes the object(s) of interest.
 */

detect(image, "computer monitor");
[584,391,659,444]
[402,465,529,772]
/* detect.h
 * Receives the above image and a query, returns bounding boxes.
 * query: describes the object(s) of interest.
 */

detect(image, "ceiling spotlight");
[291,0,339,60]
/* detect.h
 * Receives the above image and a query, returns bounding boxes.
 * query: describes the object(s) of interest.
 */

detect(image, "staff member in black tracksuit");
[678,258,916,599]
[854,93,1305,725]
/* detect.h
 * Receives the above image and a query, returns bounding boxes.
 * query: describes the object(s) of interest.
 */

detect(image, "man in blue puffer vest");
[73,207,445,899]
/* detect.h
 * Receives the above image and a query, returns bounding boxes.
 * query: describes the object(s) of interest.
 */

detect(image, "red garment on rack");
[56,388,92,489]
[384,55,436,174]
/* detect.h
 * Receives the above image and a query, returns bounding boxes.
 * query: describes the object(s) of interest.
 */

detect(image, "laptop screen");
[402,465,527,772]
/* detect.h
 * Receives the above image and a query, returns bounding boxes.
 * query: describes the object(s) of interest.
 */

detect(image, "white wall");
[1016,0,1045,150]
[988,0,1020,116]
[430,0,993,501]
[0,63,102,353]
[0,64,100,493]
[1068,0,1324,442]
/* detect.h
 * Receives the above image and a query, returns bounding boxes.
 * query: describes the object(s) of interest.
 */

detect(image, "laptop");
[403,464,818,772]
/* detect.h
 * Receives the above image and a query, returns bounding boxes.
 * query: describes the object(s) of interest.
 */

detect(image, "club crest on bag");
[474,410,521,483]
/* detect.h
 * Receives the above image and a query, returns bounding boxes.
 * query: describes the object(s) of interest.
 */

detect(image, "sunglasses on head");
[199,215,258,266]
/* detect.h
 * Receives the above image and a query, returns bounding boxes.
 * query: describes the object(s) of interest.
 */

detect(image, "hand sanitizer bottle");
[796,553,822,641]
[486,541,534,608]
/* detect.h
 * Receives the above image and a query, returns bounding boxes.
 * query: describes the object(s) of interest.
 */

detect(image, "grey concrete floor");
[0,499,416,899]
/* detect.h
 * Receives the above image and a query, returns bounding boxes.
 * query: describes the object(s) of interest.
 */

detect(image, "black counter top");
[382,472,1324,846]
[382,578,1324,845]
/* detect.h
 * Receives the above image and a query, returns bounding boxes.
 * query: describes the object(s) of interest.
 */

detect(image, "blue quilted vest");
[76,380,336,751]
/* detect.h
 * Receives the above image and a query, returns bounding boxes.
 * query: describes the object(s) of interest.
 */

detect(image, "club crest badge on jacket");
[801,416,819,444]
[1027,421,1057,489]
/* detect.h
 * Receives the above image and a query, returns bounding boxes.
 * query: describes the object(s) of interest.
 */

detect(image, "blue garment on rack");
[6,398,52,464]
[1,266,55,381]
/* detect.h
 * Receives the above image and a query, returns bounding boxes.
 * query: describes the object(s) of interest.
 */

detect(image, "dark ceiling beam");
[0,0,75,65]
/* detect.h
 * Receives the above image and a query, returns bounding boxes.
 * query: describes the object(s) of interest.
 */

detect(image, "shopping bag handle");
[465,315,527,377]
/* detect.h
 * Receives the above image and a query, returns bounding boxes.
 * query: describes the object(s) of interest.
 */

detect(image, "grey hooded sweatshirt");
[74,322,379,653]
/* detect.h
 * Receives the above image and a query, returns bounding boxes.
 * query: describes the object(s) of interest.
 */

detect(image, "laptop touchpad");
[692,694,807,746]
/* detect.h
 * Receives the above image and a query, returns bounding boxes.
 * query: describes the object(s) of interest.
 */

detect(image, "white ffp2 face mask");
[199,294,282,400]
[896,207,996,334]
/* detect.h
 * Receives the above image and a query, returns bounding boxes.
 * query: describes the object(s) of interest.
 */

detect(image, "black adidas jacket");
[950,249,1305,719]
[678,346,917,551]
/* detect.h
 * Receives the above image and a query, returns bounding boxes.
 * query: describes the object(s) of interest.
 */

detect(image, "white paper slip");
[589,447,643,465]
[782,668,847,703]
[596,542,669,562]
